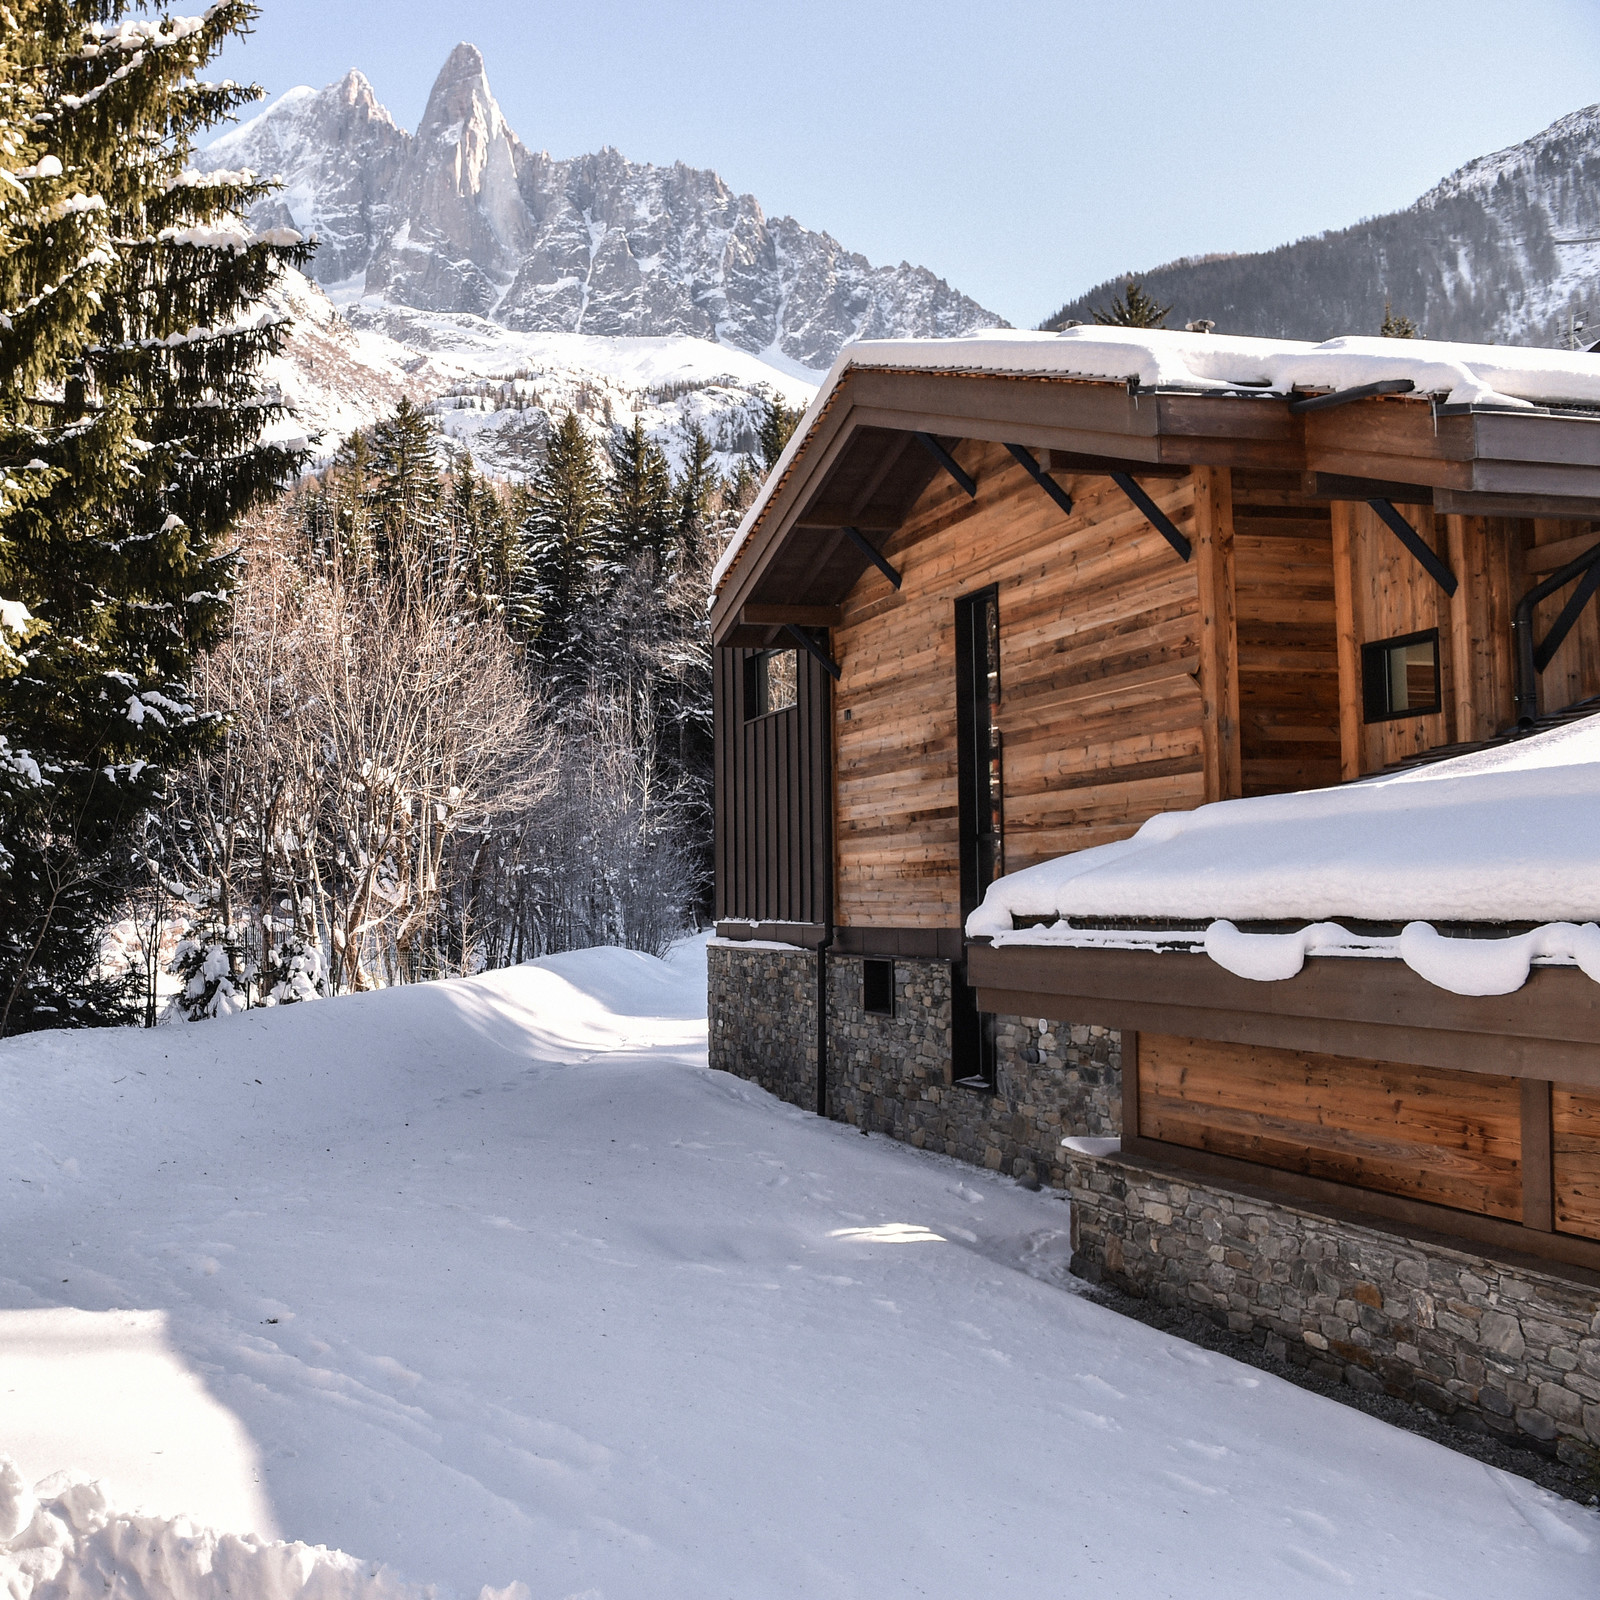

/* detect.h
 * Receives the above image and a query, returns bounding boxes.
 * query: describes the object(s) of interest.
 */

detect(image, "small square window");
[742,649,798,719]
[1361,629,1440,722]
[862,958,895,1016]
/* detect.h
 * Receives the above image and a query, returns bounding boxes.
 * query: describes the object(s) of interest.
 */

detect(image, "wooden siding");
[1138,1033,1524,1221]
[1445,514,1523,744]
[1553,1085,1600,1242]
[832,441,1206,927]
[713,646,832,925]
[1232,474,1341,796]
[1527,518,1600,717]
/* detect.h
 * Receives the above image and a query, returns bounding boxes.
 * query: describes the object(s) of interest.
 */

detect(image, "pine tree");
[448,455,519,617]
[367,395,443,575]
[604,418,673,572]
[1092,279,1172,329]
[755,392,801,471]
[1379,299,1419,338]
[674,422,720,570]
[0,0,309,1033]
[515,411,606,677]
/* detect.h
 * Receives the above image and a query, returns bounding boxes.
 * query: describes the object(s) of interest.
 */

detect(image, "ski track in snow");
[0,935,1595,1598]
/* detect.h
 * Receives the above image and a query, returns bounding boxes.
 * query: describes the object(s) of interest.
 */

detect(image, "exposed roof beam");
[784,623,841,681]
[914,431,977,497]
[1305,472,1433,504]
[741,604,842,628]
[1368,497,1457,595]
[841,524,902,590]
[1110,470,1192,561]
[1005,442,1074,518]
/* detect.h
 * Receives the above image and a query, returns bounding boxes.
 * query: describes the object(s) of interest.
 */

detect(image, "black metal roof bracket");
[1367,498,1457,596]
[1512,538,1600,722]
[1110,470,1191,561]
[841,523,902,590]
[1288,378,1416,414]
[914,431,977,498]
[784,622,841,681]
[1005,443,1074,519]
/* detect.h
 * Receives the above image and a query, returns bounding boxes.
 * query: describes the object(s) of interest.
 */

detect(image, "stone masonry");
[708,942,1121,1184]
[1068,1146,1600,1466]
[826,955,1120,1189]
[707,943,816,1109]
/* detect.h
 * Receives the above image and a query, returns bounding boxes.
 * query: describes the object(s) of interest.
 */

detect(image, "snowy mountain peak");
[199,43,1003,368]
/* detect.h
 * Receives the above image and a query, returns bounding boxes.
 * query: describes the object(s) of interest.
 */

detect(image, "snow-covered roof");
[711,324,1600,597]
[967,713,1600,997]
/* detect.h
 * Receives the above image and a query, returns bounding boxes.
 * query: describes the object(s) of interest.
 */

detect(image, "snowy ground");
[1,937,1596,1598]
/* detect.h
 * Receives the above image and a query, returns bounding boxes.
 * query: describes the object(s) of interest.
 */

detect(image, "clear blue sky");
[214,0,1600,329]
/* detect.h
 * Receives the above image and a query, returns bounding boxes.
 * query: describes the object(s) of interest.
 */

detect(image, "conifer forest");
[0,0,799,1032]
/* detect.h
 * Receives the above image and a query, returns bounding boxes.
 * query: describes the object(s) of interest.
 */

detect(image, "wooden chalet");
[707,327,1600,1461]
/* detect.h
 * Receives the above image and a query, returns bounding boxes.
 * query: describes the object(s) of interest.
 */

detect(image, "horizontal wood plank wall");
[1527,518,1600,716]
[1139,1033,1524,1221]
[1553,1085,1600,1241]
[832,441,1204,927]
[713,646,831,925]
[1231,473,1341,796]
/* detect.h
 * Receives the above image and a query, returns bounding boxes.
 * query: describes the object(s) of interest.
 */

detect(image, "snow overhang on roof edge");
[966,712,1600,1000]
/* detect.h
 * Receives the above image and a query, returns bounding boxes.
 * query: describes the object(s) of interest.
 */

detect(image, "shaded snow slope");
[257,266,815,472]
[1,937,1596,1597]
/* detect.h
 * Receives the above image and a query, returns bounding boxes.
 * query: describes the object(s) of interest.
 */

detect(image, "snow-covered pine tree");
[514,410,606,678]
[0,0,310,1034]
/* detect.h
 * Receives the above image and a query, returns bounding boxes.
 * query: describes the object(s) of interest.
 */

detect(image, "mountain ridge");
[202,44,1003,372]
[1043,103,1600,347]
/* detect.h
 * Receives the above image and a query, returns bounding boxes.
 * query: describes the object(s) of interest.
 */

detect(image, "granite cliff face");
[204,44,1003,370]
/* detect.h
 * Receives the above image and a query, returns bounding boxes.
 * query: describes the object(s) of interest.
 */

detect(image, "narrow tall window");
[955,587,1004,913]
[953,587,1002,1090]
[743,648,798,720]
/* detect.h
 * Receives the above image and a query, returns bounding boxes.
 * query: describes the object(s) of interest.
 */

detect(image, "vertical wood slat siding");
[1553,1085,1600,1241]
[833,442,1206,928]
[712,645,830,925]
[1138,1033,1525,1221]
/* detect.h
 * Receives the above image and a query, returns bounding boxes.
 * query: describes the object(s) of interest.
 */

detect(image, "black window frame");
[861,958,895,1017]
[742,647,799,721]
[953,586,1002,1093]
[1361,628,1442,723]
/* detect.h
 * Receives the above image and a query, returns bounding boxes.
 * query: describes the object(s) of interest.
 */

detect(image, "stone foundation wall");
[707,943,816,1110]
[827,956,1120,1189]
[1068,1147,1600,1465]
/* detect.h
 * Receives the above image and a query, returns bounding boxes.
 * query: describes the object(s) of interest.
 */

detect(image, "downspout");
[816,638,835,1120]
[1512,539,1600,724]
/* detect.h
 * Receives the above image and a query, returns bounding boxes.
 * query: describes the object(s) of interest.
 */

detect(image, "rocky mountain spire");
[199,44,1003,368]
